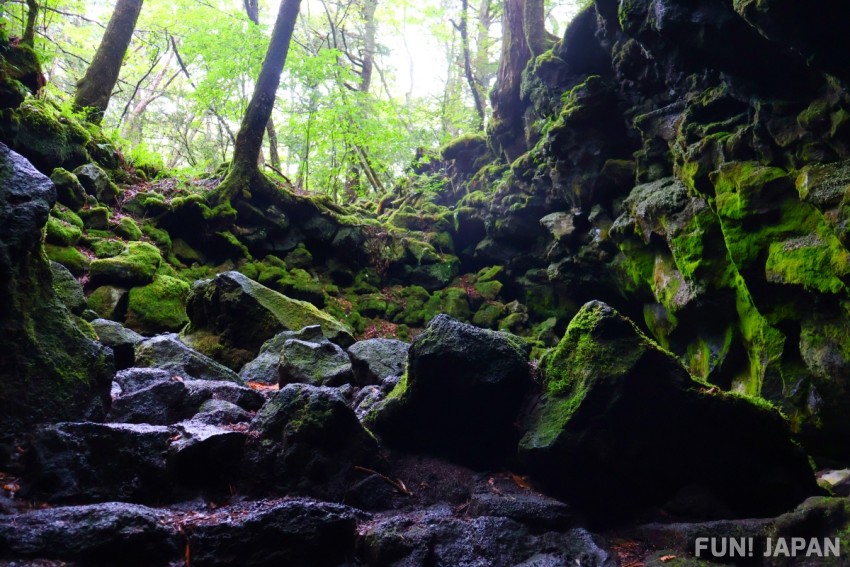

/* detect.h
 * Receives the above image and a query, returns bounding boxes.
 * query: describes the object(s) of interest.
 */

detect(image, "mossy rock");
[44,244,90,276]
[45,215,82,246]
[87,237,126,259]
[284,243,313,269]
[78,206,111,230]
[50,261,86,315]
[472,302,506,329]
[125,275,191,335]
[86,285,129,321]
[73,163,120,204]
[182,271,353,369]
[519,301,818,525]
[114,217,143,241]
[50,168,86,211]
[473,279,503,301]
[89,241,162,287]
[172,238,205,265]
[409,256,460,291]
[765,234,850,294]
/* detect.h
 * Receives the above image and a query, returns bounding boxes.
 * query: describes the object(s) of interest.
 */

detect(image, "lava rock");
[243,384,379,499]
[168,421,246,488]
[239,325,325,384]
[26,422,173,503]
[73,162,120,204]
[278,338,354,387]
[90,318,144,370]
[365,314,533,466]
[113,367,174,395]
[182,271,353,369]
[179,498,359,567]
[192,399,253,425]
[347,338,409,386]
[0,143,113,432]
[50,261,86,315]
[108,378,189,425]
[0,502,180,566]
[359,506,616,567]
[134,334,242,382]
[519,301,820,525]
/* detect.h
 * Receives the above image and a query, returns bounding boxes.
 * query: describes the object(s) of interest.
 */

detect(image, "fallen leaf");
[510,473,532,490]
[660,555,677,562]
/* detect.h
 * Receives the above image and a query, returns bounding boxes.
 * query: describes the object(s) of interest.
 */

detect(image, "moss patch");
[125,275,190,334]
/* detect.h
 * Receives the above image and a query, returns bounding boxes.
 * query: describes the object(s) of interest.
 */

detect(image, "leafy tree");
[214,0,302,205]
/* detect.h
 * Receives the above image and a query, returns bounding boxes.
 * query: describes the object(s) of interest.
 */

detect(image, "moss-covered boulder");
[50,261,86,315]
[519,301,818,525]
[278,338,354,387]
[45,214,82,246]
[73,163,120,204]
[134,334,241,383]
[0,143,113,432]
[50,168,86,211]
[87,285,129,321]
[366,314,533,466]
[125,275,191,334]
[89,242,162,287]
[243,384,379,499]
[182,271,353,370]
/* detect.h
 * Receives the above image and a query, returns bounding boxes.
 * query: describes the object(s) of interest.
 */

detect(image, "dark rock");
[359,506,616,567]
[278,338,354,387]
[26,422,173,503]
[178,498,359,567]
[467,475,576,532]
[192,399,253,425]
[0,502,180,566]
[134,334,242,382]
[72,163,119,204]
[108,379,189,425]
[91,318,144,370]
[49,167,86,211]
[168,421,245,488]
[109,375,262,425]
[113,367,173,395]
[353,385,385,421]
[50,261,85,315]
[347,338,409,386]
[0,143,113,432]
[182,271,353,369]
[345,473,397,511]
[366,314,533,466]
[243,384,379,499]
[86,284,129,321]
[519,301,819,525]
[239,325,325,384]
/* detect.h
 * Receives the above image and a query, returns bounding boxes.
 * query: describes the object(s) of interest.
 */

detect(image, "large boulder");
[90,318,144,370]
[365,314,533,466]
[134,334,242,383]
[239,325,325,384]
[178,498,359,567]
[347,338,409,386]
[25,422,173,503]
[519,301,819,525]
[278,337,354,387]
[182,271,353,369]
[0,502,180,565]
[0,143,113,432]
[243,384,379,499]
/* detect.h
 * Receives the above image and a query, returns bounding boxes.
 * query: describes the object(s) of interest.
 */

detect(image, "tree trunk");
[73,0,144,124]
[457,0,485,129]
[522,0,547,56]
[488,0,530,161]
[215,0,302,204]
[23,0,38,44]
[244,0,282,169]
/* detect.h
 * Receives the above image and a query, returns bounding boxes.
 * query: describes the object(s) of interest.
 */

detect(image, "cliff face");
[427,0,850,459]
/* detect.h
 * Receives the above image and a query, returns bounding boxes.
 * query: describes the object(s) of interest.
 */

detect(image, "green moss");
[89,241,162,286]
[797,99,831,130]
[77,206,110,230]
[51,205,84,229]
[474,279,503,300]
[125,275,190,334]
[215,231,252,260]
[141,222,173,249]
[472,302,505,329]
[284,243,313,268]
[765,235,849,294]
[87,237,126,258]
[45,215,82,246]
[44,244,90,275]
[477,265,503,282]
[733,272,784,395]
[114,217,143,241]
[86,285,128,321]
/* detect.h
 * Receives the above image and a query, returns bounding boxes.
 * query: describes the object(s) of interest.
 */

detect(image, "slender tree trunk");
[244,0,282,170]
[456,0,485,129]
[489,0,530,161]
[73,0,144,123]
[215,0,302,204]
[23,0,38,44]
